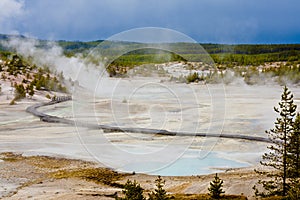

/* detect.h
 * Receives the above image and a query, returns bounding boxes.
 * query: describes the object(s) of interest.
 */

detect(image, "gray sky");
[0,0,299,43]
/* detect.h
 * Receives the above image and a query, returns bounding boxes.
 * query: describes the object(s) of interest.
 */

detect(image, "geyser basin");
[5,80,298,176]
[119,150,250,176]
[68,75,298,176]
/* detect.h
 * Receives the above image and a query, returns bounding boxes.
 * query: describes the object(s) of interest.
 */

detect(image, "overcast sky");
[0,0,299,43]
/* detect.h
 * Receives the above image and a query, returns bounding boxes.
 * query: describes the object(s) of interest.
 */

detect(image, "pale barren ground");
[1,76,300,199]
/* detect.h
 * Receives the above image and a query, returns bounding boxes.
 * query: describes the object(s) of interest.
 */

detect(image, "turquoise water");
[120,152,249,176]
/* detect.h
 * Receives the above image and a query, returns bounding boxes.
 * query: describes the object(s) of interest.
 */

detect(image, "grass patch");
[25,156,73,169]
[51,167,126,187]
[1,152,127,188]
[0,152,73,169]
[0,152,23,162]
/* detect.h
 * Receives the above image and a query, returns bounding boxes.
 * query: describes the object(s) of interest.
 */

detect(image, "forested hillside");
[1,34,300,66]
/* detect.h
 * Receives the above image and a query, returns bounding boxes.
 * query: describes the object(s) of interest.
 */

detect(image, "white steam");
[1,37,107,93]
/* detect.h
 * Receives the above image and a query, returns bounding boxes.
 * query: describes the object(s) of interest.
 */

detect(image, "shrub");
[9,99,16,105]
[186,72,200,83]
[45,94,51,99]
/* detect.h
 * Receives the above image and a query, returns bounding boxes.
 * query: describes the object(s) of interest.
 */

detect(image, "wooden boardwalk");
[26,97,271,143]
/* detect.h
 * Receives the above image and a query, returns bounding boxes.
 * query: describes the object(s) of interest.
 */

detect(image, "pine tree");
[14,83,26,100]
[116,179,145,200]
[148,176,169,200]
[287,113,300,199]
[28,86,34,97]
[254,86,297,197]
[288,113,300,178]
[208,173,224,199]
[27,83,34,97]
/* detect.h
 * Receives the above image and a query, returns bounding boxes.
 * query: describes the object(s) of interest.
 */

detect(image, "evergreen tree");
[287,112,300,200]
[28,85,34,97]
[208,173,224,199]
[288,113,300,178]
[148,176,169,200]
[254,86,297,197]
[116,179,145,200]
[14,83,26,100]
[35,78,42,90]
